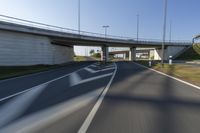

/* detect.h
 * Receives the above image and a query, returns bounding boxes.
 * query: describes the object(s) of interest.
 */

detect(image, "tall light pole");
[137,14,140,42]
[169,21,172,42]
[102,25,110,38]
[78,0,81,34]
[102,25,110,63]
[161,0,168,66]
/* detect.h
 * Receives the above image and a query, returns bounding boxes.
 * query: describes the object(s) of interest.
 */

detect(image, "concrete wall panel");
[154,46,185,60]
[0,30,73,66]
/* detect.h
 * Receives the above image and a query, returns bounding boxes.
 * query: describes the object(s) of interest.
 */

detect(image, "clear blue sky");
[0,0,199,55]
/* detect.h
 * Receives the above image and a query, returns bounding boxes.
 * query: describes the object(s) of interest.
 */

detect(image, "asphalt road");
[0,61,200,133]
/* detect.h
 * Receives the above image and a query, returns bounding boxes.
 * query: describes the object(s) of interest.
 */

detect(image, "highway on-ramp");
[0,62,200,133]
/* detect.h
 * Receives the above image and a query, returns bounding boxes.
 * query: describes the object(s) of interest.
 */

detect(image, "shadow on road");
[87,62,200,133]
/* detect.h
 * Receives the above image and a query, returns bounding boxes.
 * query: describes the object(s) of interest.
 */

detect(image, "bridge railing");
[0,14,192,45]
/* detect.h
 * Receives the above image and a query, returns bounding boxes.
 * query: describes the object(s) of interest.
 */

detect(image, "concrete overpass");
[109,49,155,60]
[0,15,193,66]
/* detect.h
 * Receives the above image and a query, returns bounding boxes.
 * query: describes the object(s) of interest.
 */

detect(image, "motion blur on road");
[0,61,200,133]
[0,0,200,133]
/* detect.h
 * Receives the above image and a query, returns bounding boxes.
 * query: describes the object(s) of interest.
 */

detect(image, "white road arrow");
[69,72,82,86]
[84,67,115,74]
[70,73,113,87]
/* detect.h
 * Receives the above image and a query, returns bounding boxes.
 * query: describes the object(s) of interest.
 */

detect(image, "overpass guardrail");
[0,14,192,45]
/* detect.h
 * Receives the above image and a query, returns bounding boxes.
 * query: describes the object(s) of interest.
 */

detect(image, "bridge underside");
[51,38,162,48]
[0,21,192,65]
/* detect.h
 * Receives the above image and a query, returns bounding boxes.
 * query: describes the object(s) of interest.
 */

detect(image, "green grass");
[176,43,200,60]
[136,61,200,86]
[74,56,87,61]
[0,65,57,80]
[193,43,200,55]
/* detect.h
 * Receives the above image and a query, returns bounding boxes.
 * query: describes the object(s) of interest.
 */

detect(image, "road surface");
[0,62,200,133]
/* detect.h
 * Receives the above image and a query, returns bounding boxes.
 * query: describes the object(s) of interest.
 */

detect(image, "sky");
[0,0,199,55]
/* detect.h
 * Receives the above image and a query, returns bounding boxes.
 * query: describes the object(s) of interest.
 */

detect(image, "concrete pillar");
[101,46,109,62]
[123,53,126,60]
[129,47,136,61]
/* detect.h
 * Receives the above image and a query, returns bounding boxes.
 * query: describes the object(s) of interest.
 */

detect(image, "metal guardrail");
[0,14,192,45]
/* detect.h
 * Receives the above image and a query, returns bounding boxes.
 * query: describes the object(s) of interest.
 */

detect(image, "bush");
[92,53,101,58]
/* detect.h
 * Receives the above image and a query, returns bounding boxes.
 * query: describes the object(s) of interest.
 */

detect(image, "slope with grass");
[175,43,200,60]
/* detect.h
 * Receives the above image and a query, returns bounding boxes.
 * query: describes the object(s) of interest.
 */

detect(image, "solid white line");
[0,88,34,102]
[100,67,115,71]
[77,63,117,133]
[0,67,66,83]
[72,73,113,87]
[0,64,94,102]
[0,84,48,128]
[90,64,99,68]
[1,88,105,133]
[133,62,200,89]
[84,67,96,73]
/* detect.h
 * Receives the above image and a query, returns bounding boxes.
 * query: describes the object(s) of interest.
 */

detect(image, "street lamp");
[102,25,110,63]
[161,0,168,66]
[102,25,110,38]
[78,0,81,34]
[169,21,172,42]
[137,14,140,42]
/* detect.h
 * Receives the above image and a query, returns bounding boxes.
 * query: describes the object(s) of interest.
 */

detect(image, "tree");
[89,49,95,56]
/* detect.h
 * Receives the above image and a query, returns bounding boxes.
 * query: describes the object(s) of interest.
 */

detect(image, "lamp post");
[102,25,110,63]
[161,0,168,66]
[78,0,81,34]
[137,14,140,42]
[169,21,172,42]
[102,25,110,38]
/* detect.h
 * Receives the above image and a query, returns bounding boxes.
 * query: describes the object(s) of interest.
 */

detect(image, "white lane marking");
[133,62,200,89]
[84,67,115,74]
[71,73,113,87]
[0,66,67,83]
[78,63,117,133]
[1,88,105,133]
[69,72,82,86]
[0,64,94,102]
[84,67,96,73]
[0,84,48,128]
[90,64,99,68]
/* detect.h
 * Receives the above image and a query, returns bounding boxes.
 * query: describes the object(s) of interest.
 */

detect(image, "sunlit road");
[0,62,200,133]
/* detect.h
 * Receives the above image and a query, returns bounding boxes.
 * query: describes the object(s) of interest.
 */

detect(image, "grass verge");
[136,61,200,87]
[0,65,54,80]
[0,63,74,80]
[74,56,87,61]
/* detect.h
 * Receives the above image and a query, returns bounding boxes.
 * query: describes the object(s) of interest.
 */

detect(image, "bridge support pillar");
[101,46,109,62]
[123,54,126,60]
[129,47,136,61]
